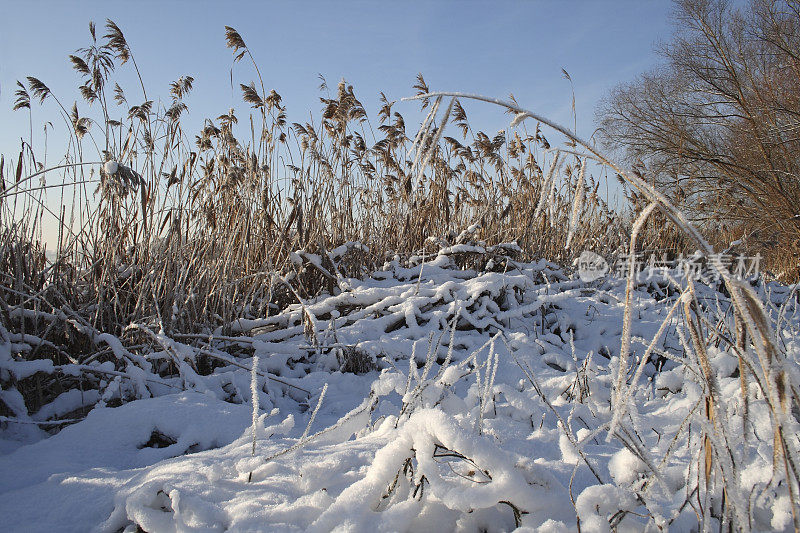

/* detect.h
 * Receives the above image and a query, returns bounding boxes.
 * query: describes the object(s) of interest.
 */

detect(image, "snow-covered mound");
[1,255,798,532]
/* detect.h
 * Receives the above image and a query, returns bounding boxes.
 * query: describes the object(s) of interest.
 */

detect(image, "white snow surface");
[103,160,119,175]
[1,257,798,532]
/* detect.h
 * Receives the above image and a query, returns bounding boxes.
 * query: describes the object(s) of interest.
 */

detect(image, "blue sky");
[0,0,674,245]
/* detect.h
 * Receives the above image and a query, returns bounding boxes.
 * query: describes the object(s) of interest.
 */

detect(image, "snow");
[0,392,254,531]
[1,259,798,531]
[607,448,646,486]
[103,160,119,175]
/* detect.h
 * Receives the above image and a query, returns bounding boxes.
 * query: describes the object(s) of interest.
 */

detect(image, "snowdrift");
[1,253,798,532]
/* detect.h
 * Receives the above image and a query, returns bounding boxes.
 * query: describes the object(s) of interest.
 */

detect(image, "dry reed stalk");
[404,89,800,531]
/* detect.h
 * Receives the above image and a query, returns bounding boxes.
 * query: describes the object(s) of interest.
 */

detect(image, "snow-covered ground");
[1,251,798,532]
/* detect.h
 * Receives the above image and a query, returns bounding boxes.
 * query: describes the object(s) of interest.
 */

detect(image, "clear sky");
[0,0,675,246]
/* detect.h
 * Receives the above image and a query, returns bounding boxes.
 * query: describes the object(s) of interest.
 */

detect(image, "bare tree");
[598,0,800,276]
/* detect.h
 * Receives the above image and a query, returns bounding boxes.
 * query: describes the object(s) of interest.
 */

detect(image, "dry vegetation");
[599,0,800,276]
[0,21,655,346]
[1,15,799,531]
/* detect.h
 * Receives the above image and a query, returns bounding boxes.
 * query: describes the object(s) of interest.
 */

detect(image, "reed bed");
[0,21,651,347]
[1,21,797,531]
